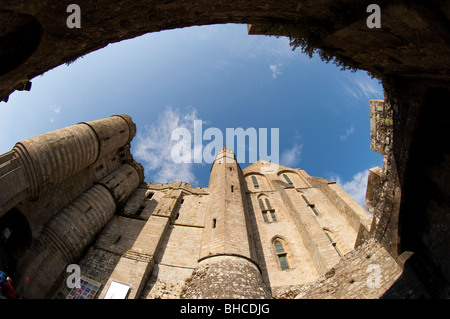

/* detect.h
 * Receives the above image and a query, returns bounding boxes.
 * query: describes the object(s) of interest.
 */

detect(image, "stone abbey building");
[0,112,392,299]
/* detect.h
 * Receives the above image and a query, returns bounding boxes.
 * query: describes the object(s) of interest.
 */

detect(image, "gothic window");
[258,199,265,210]
[264,198,272,210]
[282,174,293,185]
[251,176,259,189]
[274,240,289,270]
[270,211,278,222]
[258,197,278,223]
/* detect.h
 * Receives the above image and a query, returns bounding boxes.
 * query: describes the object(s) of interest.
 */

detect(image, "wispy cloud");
[269,64,282,79]
[328,170,370,208]
[52,105,61,114]
[134,106,198,185]
[339,125,355,141]
[50,105,61,122]
[339,71,383,101]
[281,132,303,167]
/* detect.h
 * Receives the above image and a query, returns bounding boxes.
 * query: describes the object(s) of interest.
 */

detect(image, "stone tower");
[0,115,144,298]
[183,146,271,298]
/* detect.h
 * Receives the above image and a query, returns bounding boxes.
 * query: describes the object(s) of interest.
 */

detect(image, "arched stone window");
[274,239,289,270]
[258,196,277,223]
[245,173,272,192]
[277,170,310,188]
[282,174,293,185]
[251,176,259,189]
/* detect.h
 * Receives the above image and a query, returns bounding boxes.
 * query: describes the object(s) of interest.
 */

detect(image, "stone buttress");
[182,147,271,298]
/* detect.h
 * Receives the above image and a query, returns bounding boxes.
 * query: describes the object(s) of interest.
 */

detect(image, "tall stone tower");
[183,146,271,298]
[0,115,144,298]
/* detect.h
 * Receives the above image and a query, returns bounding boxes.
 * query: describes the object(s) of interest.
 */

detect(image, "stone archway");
[1,1,449,100]
[0,11,41,77]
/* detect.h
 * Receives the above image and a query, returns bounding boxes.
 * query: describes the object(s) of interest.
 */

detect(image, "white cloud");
[269,64,282,78]
[329,170,370,208]
[281,133,303,167]
[50,105,61,122]
[339,125,355,141]
[52,105,61,114]
[341,72,383,100]
[134,106,198,185]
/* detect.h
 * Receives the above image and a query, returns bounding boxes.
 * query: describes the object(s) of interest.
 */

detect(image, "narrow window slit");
[283,174,293,185]
[95,165,104,173]
[136,205,145,216]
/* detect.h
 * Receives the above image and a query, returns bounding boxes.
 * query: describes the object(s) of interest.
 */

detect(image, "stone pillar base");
[181,255,272,299]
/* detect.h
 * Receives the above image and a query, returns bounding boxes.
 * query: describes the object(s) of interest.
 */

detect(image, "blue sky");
[0,24,383,206]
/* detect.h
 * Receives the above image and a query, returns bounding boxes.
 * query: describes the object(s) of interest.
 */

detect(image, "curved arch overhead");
[0,11,41,76]
[277,169,309,188]
[1,1,449,101]
[245,173,273,192]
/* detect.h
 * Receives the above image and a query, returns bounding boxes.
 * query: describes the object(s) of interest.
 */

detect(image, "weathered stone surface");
[287,238,403,299]
[1,1,450,102]
[181,256,272,299]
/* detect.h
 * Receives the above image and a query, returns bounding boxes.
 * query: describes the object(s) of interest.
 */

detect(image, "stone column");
[0,114,137,217]
[15,163,143,298]
[184,147,271,299]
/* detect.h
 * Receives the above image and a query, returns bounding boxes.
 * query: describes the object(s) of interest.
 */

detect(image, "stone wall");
[242,161,376,297]
[49,180,210,299]
[181,256,272,299]
[275,238,403,299]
